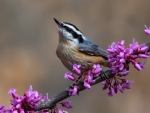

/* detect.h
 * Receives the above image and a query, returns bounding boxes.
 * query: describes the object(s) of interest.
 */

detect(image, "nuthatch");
[54,18,110,75]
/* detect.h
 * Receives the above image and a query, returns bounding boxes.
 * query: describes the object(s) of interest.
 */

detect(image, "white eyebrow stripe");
[64,24,82,35]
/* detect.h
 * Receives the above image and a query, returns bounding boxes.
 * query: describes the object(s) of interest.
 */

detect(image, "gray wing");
[78,43,108,60]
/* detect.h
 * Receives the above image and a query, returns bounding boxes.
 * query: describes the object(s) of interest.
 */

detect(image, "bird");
[54,18,110,75]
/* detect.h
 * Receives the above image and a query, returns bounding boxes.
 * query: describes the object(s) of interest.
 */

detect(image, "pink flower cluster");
[103,38,149,96]
[0,86,72,113]
[6,86,43,113]
[102,79,134,96]
[83,64,102,89]
[107,39,149,74]
[65,64,102,96]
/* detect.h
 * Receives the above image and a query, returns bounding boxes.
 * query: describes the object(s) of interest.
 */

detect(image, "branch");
[35,70,114,111]
[33,42,150,111]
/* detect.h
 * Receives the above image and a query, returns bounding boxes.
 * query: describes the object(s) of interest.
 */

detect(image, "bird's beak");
[54,18,61,27]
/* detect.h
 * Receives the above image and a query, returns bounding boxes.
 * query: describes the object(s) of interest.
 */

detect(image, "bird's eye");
[72,31,78,38]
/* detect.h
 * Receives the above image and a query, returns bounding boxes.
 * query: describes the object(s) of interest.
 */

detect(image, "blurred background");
[0,0,150,113]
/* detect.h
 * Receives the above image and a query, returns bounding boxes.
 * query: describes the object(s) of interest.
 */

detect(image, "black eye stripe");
[63,26,71,32]
[63,24,84,43]
[64,26,78,38]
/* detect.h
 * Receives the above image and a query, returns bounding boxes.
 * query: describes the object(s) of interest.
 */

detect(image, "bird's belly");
[56,44,107,74]
[57,49,90,74]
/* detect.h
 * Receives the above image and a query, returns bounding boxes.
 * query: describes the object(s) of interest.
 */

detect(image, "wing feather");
[78,43,108,60]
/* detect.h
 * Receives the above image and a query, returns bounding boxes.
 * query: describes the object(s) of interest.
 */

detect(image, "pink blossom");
[144,25,150,35]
